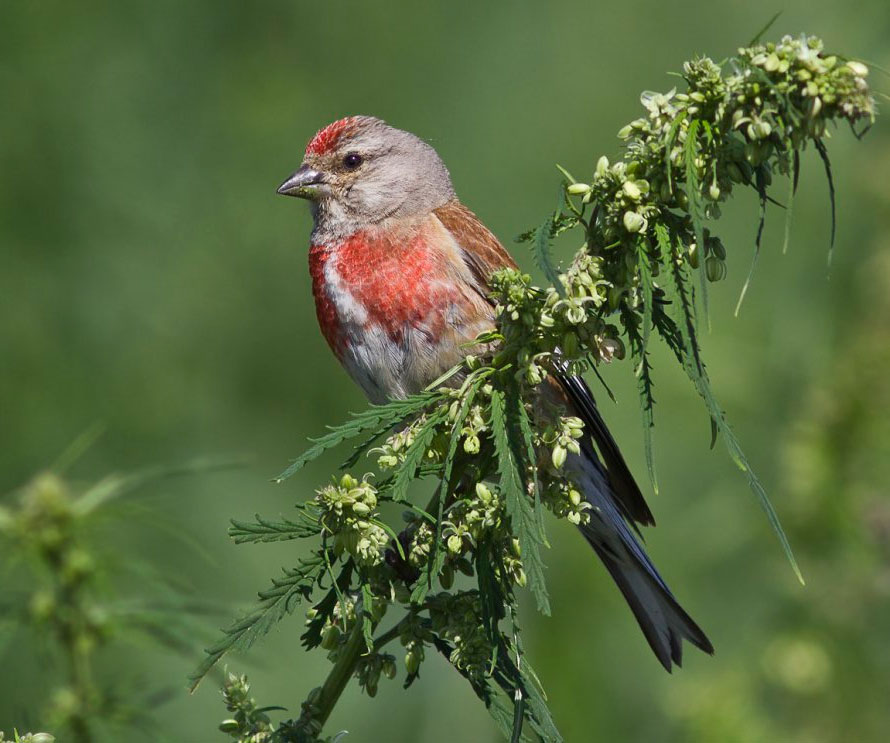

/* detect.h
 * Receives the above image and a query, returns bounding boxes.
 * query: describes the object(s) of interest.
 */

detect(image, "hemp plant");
[0,435,233,742]
[197,34,875,742]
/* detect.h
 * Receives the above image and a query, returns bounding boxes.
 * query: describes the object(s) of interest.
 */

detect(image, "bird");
[277,115,714,670]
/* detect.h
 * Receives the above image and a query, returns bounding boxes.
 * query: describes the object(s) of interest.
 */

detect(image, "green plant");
[0,435,234,742]
[0,732,55,742]
[196,33,875,742]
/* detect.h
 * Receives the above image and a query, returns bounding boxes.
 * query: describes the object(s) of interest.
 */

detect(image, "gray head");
[277,116,456,241]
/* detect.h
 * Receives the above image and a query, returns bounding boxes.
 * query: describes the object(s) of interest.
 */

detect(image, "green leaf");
[361,583,375,651]
[475,538,507,646]
[416,377,483,605]
[634,240,658,492]
[490,386,550,615]
[301,561,354,650]
[664,110,687,193]
[623,305,658,495]
[505,381,546,539]
[813,139,837,267]
[734,173,768,317]
[389,412,447,504]
[531,212,564,293]
[781,152,799,254]
[229,509,322,544]
[275,391,441,482]
[684,118,710,329]
[663,240,803,583]
[429,635,529,743]
[749,11,782,45]
[189,554,325,690]
[492,633,562,743]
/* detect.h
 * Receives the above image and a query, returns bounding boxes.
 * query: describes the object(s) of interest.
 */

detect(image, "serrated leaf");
[389,413,447,504]
[301,562,353,650]
[189,554,325,690]
[229,509,321,544]
[531,213,564,294]
[663,240,802,583]
[360,583,374,651]
[419,377,485,602]
[275,392,440,483]
[684,118,710,329]
[490,387,549,615]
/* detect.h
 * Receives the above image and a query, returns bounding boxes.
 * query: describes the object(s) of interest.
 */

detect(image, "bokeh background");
[2,1,888,741]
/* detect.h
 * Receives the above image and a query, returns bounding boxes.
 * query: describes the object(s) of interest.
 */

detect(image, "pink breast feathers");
[308,226,466,357]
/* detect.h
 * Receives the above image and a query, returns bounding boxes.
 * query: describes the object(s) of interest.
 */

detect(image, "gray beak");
[277,164,326,199]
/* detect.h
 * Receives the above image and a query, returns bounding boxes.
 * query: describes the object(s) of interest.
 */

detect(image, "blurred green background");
[1,1,888,741]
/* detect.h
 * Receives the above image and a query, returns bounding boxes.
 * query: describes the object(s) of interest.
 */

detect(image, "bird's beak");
[277,164,327,200]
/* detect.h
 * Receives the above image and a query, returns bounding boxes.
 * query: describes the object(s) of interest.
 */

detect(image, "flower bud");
[705,255,727,282]
[321,624,341,650]
[567,182,591,195]
[219,720,241,734]
[596,156,610,177]
[686,241,699,268]
[569,489,582,507]
[600,337,625,361]
[846,60,868,77]
[726,162,744,183]
[709,183,721,200]
[463,435,480,454]
[708,236,727,260]
[405,649,422,675]
[551,445,567,469]
[622,180,642,201]
[753,120,772,139]
[475,482,493,502]
[352,502,371,517]
[383,658,397,679]
[623,211,647,233]
[511,538,522,558]
[447,534,463,555]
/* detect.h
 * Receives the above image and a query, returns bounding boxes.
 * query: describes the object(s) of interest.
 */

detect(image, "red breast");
[309,219,469,358]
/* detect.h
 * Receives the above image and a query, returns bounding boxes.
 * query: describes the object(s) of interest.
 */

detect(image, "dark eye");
[343,152,363,170]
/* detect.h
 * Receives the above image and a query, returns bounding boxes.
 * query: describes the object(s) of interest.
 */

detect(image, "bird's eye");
[343,152,363,170]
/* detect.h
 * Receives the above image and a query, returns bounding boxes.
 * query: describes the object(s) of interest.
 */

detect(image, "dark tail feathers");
[586,535,714,671]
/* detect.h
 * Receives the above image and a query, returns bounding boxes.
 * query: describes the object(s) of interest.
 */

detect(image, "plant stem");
[312,619,366,732]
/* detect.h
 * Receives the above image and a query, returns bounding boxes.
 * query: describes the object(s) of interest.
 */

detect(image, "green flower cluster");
[513,33,874,367]
[443,483,526,587]
[316,474,388,567]
[428,592,493,683]
[219,673,274,743]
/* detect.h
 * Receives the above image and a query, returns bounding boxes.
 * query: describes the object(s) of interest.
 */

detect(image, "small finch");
[277,116,713,670]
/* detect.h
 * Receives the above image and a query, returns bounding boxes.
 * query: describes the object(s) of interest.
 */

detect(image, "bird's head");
[277,116,455,239]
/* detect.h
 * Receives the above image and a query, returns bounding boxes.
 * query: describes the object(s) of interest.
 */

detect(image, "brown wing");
[433,199,655,528]
[433,201,518,290]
